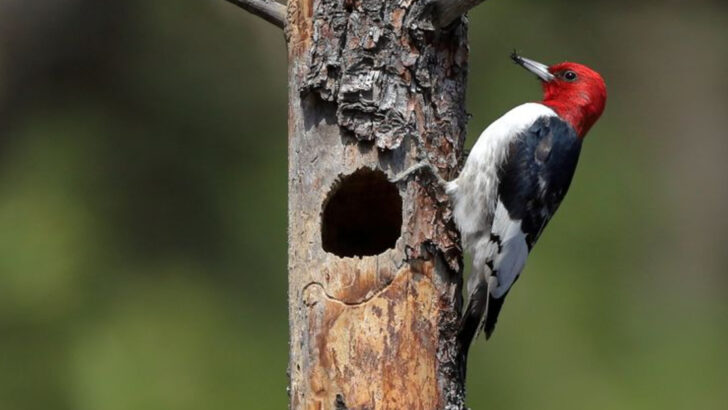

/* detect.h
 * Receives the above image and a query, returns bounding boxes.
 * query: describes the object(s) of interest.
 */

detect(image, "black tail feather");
[458,285,510,382]
[457,282,488,381]
[459,288,510,346]
[483,294,507,339]
[457,283,489,351]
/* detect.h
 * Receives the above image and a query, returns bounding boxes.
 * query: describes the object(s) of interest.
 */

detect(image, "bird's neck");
[542,91,605,139]
[542,99,590,138]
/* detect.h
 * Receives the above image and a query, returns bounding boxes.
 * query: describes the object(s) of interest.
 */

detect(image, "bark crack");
[302,278,397,307]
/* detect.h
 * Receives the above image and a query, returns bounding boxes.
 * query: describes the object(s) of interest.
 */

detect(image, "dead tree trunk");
[231,0,485,408]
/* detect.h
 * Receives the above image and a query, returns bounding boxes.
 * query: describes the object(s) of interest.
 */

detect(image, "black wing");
[481,116,582,338]
[498,115,582,249]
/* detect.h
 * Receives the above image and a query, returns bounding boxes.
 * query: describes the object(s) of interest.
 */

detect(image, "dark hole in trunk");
[322,168,402,257]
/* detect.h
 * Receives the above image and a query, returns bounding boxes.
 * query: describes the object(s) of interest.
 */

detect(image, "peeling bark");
[286,0,469,408]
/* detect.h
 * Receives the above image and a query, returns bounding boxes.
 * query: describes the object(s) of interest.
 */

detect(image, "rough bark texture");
[285,0,469,408]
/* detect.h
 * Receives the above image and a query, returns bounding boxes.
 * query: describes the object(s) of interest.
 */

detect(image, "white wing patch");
[489,201,528,299]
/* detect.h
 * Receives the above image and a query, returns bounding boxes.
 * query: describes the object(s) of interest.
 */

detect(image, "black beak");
[511,51,555,82]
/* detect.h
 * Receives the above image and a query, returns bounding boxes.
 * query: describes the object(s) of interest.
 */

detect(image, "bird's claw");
[390,160,447,187]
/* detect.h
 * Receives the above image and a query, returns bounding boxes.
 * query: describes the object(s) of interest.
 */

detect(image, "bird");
[393,52,607,345]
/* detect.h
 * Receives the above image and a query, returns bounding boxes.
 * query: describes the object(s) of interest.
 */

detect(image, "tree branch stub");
[225,0,286,29]
[433,0,487,27]
[225,0,488,32]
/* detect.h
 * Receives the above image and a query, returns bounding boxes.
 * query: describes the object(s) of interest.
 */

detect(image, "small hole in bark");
[322,168,402,257]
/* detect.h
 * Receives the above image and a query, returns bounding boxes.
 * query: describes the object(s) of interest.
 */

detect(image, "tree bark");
[284,0,469,408]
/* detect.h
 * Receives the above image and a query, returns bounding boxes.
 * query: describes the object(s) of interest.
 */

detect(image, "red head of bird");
[512,52,607,138]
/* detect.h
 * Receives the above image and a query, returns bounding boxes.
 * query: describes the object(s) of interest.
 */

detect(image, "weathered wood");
[285,0,470,408]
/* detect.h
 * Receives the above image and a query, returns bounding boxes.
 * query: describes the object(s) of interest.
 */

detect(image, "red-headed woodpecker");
[393,52,607,344]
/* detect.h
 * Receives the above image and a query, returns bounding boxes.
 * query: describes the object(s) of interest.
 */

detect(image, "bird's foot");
[390,159,449,189]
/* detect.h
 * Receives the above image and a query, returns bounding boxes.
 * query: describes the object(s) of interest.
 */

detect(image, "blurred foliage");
[0,0,726,409]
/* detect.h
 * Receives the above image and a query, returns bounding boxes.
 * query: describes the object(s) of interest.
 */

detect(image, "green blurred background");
[0,1,726,409]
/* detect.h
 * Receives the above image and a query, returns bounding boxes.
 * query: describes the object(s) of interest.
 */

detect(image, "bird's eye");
[563,71,578,81]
